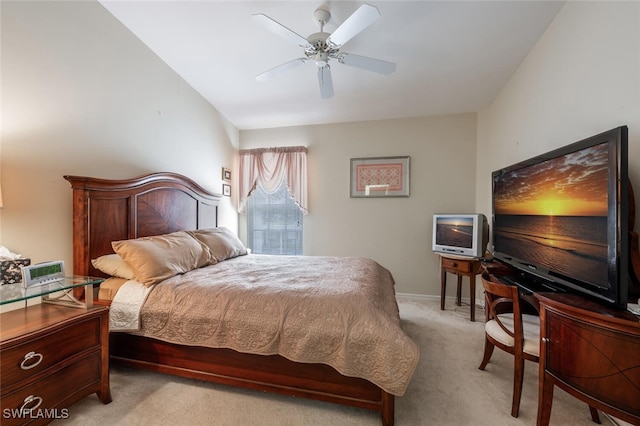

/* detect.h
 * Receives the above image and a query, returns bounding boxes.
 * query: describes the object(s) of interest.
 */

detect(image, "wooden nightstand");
[0,278,111,425]
[439,254,483,321]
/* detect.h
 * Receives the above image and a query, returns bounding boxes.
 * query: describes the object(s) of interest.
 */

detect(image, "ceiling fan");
[252,3,396,99]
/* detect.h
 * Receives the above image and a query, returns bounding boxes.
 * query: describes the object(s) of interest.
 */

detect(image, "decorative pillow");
[111,231,211,286]
[91,254,136,280]
[187,227,248,263]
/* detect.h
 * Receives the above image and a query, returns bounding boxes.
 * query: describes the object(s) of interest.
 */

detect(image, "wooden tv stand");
[535,292,640,426]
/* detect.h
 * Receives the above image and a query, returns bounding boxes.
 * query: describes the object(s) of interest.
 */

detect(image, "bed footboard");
[110,333,395,425]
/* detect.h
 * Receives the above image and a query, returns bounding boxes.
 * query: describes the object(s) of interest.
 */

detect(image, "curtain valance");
[238,146,308,215]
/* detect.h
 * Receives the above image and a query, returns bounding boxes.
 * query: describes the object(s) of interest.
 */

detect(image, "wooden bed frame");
[64,172,395,426]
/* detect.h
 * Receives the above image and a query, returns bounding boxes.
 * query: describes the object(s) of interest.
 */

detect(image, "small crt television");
[432,214,489,258]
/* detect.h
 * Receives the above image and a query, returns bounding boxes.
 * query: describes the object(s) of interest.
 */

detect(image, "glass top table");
[0,276,104,308]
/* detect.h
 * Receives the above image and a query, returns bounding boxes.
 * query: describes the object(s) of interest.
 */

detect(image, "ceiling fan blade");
[326,4,380,48]
[317,66,334,99]
[256,58,308,81]
[252,14,310,48]
[338,53,396,74]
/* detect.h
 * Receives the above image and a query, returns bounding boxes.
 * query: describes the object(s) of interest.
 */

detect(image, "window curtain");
[238,146,308,215]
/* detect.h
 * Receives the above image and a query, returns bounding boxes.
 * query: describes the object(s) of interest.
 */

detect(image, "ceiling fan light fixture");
[314,51,329,68]
[254,4,395,98]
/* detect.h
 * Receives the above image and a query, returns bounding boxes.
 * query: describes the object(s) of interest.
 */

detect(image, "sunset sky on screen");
[493,144,608,217]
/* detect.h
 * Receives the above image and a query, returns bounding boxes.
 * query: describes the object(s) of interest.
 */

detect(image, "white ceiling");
[99,1,564,130]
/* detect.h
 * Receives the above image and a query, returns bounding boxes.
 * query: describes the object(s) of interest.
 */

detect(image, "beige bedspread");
[132,254,419,396]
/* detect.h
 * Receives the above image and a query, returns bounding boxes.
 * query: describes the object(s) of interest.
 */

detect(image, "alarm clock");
[22,260,65,288]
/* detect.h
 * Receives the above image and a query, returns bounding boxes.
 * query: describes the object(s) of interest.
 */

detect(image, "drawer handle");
[20,351,43,370]
[452,262,458,267]
[20,395,43,412]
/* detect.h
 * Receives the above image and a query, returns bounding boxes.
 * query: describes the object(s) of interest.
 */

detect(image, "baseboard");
[395,292,437,300]
[396,293,485,310]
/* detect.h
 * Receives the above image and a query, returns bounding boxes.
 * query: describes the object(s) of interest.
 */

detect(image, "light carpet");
[54,296,612,425]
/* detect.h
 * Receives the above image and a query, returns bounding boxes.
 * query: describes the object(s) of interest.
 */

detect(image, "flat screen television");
[432,214,489,258]
[491,126,629,309]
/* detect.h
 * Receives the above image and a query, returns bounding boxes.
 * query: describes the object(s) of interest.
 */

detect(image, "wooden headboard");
[64,173,221,279]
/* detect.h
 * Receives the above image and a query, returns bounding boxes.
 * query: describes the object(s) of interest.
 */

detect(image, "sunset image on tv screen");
[493,142,609,287]
[435,217,473,248]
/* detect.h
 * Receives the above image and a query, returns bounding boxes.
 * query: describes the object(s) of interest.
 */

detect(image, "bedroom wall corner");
[0,0,239,287]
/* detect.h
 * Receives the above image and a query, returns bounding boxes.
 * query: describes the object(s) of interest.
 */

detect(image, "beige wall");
[1,0,475,301]
[476,1,640,301]
[240,114,478,295]
[3,0,636,303]
[1,2,238,281]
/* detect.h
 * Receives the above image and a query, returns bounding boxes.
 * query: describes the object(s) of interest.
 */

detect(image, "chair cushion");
[485,313,540,357]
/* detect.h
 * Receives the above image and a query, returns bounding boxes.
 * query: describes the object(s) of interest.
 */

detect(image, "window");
[239,146,307,255]
[247,181,303,255]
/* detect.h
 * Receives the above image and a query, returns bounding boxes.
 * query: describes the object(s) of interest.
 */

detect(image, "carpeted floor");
[54,296,613,425]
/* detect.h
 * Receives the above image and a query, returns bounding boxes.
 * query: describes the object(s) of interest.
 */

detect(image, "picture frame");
[350,156,410,198]
[222,167,232,181]
[222,184,231,197]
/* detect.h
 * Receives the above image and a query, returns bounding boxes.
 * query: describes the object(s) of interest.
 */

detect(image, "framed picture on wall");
[223,184,231,197]
[350,156,410,198]
[222,167,232,181]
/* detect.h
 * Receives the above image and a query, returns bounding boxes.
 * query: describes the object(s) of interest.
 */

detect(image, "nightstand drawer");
[441,257,473,273]
[1,314,101,389]
[1,352,101,426]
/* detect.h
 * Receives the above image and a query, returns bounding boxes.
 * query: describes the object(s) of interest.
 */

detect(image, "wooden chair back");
[481,272,525,353]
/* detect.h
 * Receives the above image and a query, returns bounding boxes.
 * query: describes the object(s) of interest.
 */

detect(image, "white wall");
[1,2,239,278]
[476,1,640,301]
[241,113,478,295]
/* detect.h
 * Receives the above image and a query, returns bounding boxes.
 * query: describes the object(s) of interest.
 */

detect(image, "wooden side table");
[439,254,483,321]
